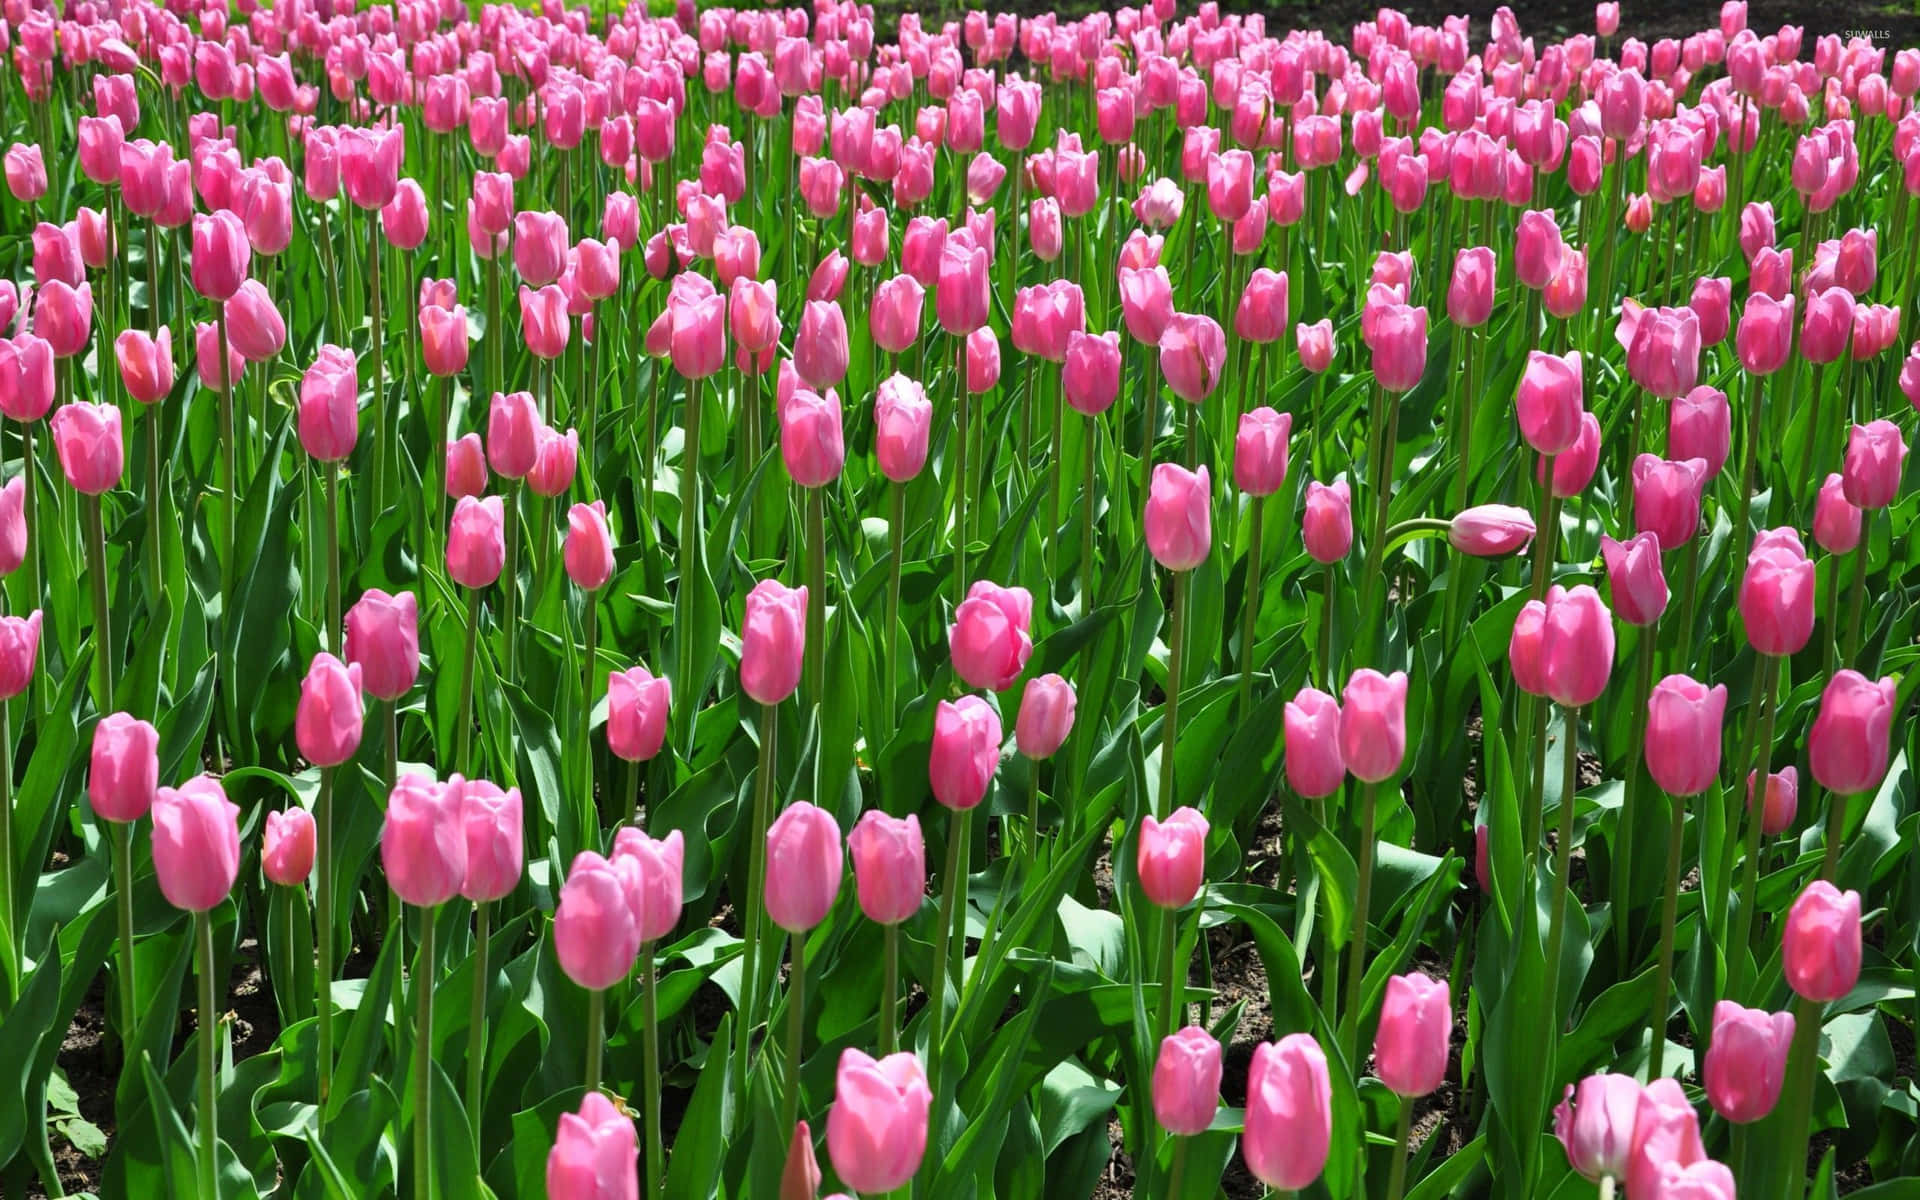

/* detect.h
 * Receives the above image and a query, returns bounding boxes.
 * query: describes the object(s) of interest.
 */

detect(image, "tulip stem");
[784,930,806,1131]
[1386,1102,1412,1200]
[1341,780,1377,1059]
[316,764,335,1122]
[1820,787,1847,882]
[1540,707,1581,1106]
[1318,565,1335,692]
[885,483,903,734]
[643,944,663,1200]
[456,588,480,774]
[805,487,825,708]
[84,494,112,713]
[1080,414,1098,611]
[217,312,235,616]
[0,699,18,1000]
[195,908,219,1199]
[1158,902,1181,1043]
[146,405,165,605]
[1730,656,1780,1001]
[502,482,520,682]
[325,464,340,653]
[735,704,777,1101]
[1777,992,1823,1200]
[465,901,489,1140]
[928,806,971,1115]
[21,420,41,714]
[1452,327,1477,512]
[1734,373,1766,541]
[413,909,434,1200]
[1167,1135,1189,1200]
[1648,785,1685,1081]
[676,376,702,718]
[367,216,387,526]
[1236,497,1264,722]
[1614,630,1657,976]
[955,341,971,596]
[112,820,136,1044]
[1600,1175,1616,1200]
[582,596,598,828]
[585,985,604,1094]
[1158,569,1185,819]
[880,923,899,1057]
[1842,533,1869,665]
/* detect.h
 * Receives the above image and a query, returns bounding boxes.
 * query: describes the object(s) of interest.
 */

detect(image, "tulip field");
[6,0,1920,1196]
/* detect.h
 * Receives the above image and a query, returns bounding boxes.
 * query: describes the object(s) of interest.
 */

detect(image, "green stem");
[146,404,164,604]
[928,807,971,1113]
[1542,706,1581,1091]
[582,597,598,826]
[316,766,335,1120]
[325,465,340,653]
[643,946,663,1200]
[1386,1102,1413,1200]
[1236,498,1264,722]
[885,484,903,733]
[1734,373,1766,542]
[880,924,899,1057]
[1080,413,1098,609]
[1648,786,1686,1080]
[112,821,136,1044]
[85,499,113,713]
[585,986,604,1093]
[1158,903,1181,1043]
[784,930,806,1131]
[412,908,434,1200]
[1158,570,1186,819]
[1319,565,1335,691]
[1729,656,1780,1001]
[955,342,971,596]
[735,705,777,1099]
[1842,537,1869,665]
[676,376,702,714]
[501,483,520,682]
[368,216,387,524]
[1168,1135,1190,1200]
[805,487,825,708]
[196,909,219,1199]
[1778,993,1823,1200]
[465,901,489,1140]
[1614,631,1657,974]
[218,312,235,616]
[1820,787,1847,882]
[1342,780,1378,1058]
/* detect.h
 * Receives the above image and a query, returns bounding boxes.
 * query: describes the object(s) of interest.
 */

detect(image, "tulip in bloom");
[1243,1035,1332,1190]
[1015,674,1076,760]
[1339,670,1408,783]
[1669,387,1730,479]
[1782,881,1862,1003]
[1748,767,1799,836]
[930,696,1003,811]
[1632,455,1708,549]
[1448,248,1496,328]
[1841,420,1908,510]
[1601,532,1669,626]
[1740,530,1816,656]
[1627,1078,1707,1200]
[1284,687,1345,798]
[554,851,641,990]
[611,827,685,945]
[765,801,844,933]
[870,276,924,354]
[1063,331,1122,416]
[826,1049,931,1195]
[456,778,523,904]
[33,281,92,359]
[1620,304,1701,400]
[782,387,845,488]
[528,428,579,499]
[446,435,487,500]
[1813,475,1862,554]
[89,712,159,823]
[50,403,123,494]
[1702,1002,1793,1123]
[848,811,925,926]
[0,611,41,699]
[1233,408,1291,497]
[1808,671,1897,797]
[1297,321,1335,373]
[1153,1027,1223,1137]
[1119,266,1174,346]
[1234,270,1289,344]
[296,653,364,768]
[948,581,1033,693]
[1540,586,1615,708]
[151,776,242,912]
[115,329,175,404]
[344,589,419,702]
[487,390,540,479]
[1157,314,1227,404]
[1145,464,1212,571]
[191,210,251,301]
[4,144,47,201]
[1644,676,1727,795]
[298,346,359,462]
[795,300,850,389]
[263,808,318,887]
[1138,807,1208,909]
[546,1091,638,1200]
[1365,303,1428,392]
[447,496,506,589]
[1448,505,1536,557]
[564,501,615,592]
[740,579,808,706]
[1555,1074,1643,1183]
[607,666,670,764]
[1516,351,1584,455]
[1374,972,1450,1097]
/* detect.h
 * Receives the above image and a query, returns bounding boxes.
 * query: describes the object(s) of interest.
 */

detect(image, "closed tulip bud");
[1015,673,1076,759]
[455,777,523,903]
[546,1091,638,1200]
[1448,246,1496,327]
[527,426,578,498]
[151,776,241,911]
[1302,480,1352,563]
[4,144,47,202]
[297,347,358,462]
[1056,329,1119,417]
[296,652,363,767]
[1509,597,1551,696]
[848,810,925,925]
[0,611,41,699]
[781,386,845,488]
[1627,1078,1707,1200]
[765,801,843,933]
[419,303,470,378]
[1783,880,1862,1002]
[1801,287,1855,364]
[794,300,849,389]
[50,402,123,494]
[223,279,287,363]
[606,665,670,763]
[1243,1035,1333,1191]
[0,478,21,577]
[487,390,540,478]
[34,223,82,288]
[1669,386,1730,478]
[948,580,1033,692]
[446,434,488,499]
[191,210,251,301]
[964,327,1001,393]
[826,1049,932,1195]
[1284,687,1345,798]
[1514,209,1566,290]
[1748,766,1799,836]
[1809,670,1897,796]
[1374,972,1450,1097]
[1652,1160,1737,1200]
[512,211,568,287]
[1813,474,1862,553]
[1631,454,1708,549]
[1543,250,1590,321]
[1689,276,1733,346]
[344,589,419,702]
[519,284,570,360]
[1339,669,1409,782]
[1841,420,1907,510]
[1740,529,1816,655]
[869,276,924,355]
[1119,266,1175,346]
[1644,675,1727,795]
[930,696,1003,810]
[1156,313,1228,404]
[446,496,506,589]
[1532,411,1601,499]
[263,808,317,886]
[89,712,159,822]
[610,826,685,944]
[115,328,175,404]
[554,851,641,989]
[1153,1027,1223,1136]
[1625,305,1701,399]
[34,280,93,359]
[668,292,727,381]
[1138,807,1209,909]
[1234,269,1288,344]
[1234,408,1291,497]
[1555,1074,1644,1182]
[1601,532,1669,626]
[0,334,56,421]
[565,501,615,591]
[1514,349,1586,457]
[1540,585,1616,707]
[869,374,932,484]
[1702,1002,1793,1124]
[380,178,428,250]
[195,322,244,391]
[75,208,113,270]
[1448,505,1536,556]
[741,580,807,706]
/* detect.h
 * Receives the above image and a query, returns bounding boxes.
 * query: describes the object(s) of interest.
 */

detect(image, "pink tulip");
[1782,881,1862,1002]
[115,329,175,405]
[935,241,991,335]
[1801,287,1855,364]
[870,276,924,355]
[33,223,81,288]
[1514,208,1566,290]
[730,278,782,362]
[344,589,419,702]
[546,1092,638,1199]
[1144,462,1212,571]
[1138,807,1208,909]
[1689,277,1733,347]
[1119,266,1175,346]
[33,281,93,358]
[1233,269,1289,344]
[445,435,487,500]
[224,280,287,362]
[456,777,523,904]
[1158,314,1227,403]
[1448,247,1496,328]
[1813,475,1862,554]
[1748,767,1800,836]
[446,496,506,589]
[607,666,670,763]
[195,322,245,391]
[1601,532,1669,627]
[89,712,159,823]
[1233,408,1291,497]
[947,580,1033,692]
[50,402,123,495]
[793,300,849,390]
[611,826,685,944]
[1365,303,1428,392]
[740,579,807,706]
[1541,585,1615,708]
[1736,293,1795,374]
[848,810,925,926]
[0,478,21,577]
[1703,1001,1793,1124]
[487,390,540,479]
[1740,529,1816,656]
[1624,305,1701,399]
[1631,455,1708,549]
[191,211,251,301]
[1339,670,1408,783]
[930,695,1003,810]
[554,851,640,989]
[519,285,570,360]
[263,808,317,887]
[563,501,614,592]
[826,1049,931,1195]
[1243,1035,1332,1191]
[1556,1074,1643,1183]
[1627,1078,1706,1200]
[4,144,47,201]
[1667,386,1730,479]
[295,652,363,768]
[512,211,568,287]
[1063,331,1122,417]
[1374,972,1450,1097]
[0,612,41,699]
[1516,350,1585,456]
[1153,1027,1223,1137]
[765,801,843,933]
[1809,670,1898,796]
[872,375,933,483]
[1645,675,1728,796]
[1448,505,1536,557]
[1841,420,1908,510]
[420,304,470,378]
[1284,687,1345,798]
[1015,673,1076,760]
[379,179,428,251]
[338,126,403,210]
[1302,480,1352,563]
[781,386,845,488]
[151,776,241,912]
[0,335,55,421]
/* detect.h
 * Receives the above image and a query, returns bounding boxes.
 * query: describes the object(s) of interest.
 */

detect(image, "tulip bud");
[930,696,1003,810]
[295,652,364,767]
[1302,481,1352,563]
[554,850,642,989]
[1233,408,1291,497]
[765,801,844,933]
[1808,670,1897,797]
[1015,673,1076,760]
[825,1049,931,1195]
[1703,1001,1793,1124]
[447,496,506,589]
[1782,880,1862,1002]
[1555,1074,1643,1182]
[564,501,615,591]
[848,810,925,926]
[1644,675,1727,795]
[1138,806,1208,909]
[89,712,159,823]
[1448,505,1536,557]
[948,581,1034,692]
[1373,972,1450,1097]
[1153,1027,1223,1137]
[151,775,242,912]
[1145,463,1212,571]
[546,1092,639,1200]
[263,808,317,887]
[1243,1035,1332,1191]
[1339,669,1408,782]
